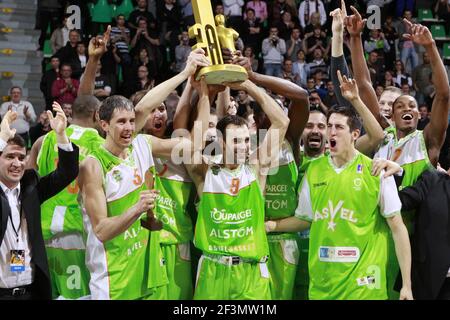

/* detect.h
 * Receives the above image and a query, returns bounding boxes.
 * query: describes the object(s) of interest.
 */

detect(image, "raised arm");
[234,56,308,154]
[337,70,384,155]
[226,80,289,184]
[330,1,351,108]
[346,6,390,129]
[407,22,450,166]
[173,77,195,131]
[216,86,231,120]
[79,26,111,96]
[134,48,210,132]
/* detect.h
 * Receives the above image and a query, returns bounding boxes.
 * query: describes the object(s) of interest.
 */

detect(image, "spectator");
[308,89,328,113]
[322,80,338,108]
[178,0,194,28]
[0,87,37,146]
[72,42,88,80]
[434,0,450,34]
[262,26,286,77]
[382,16,398,71]
[55,29,80,68]
[412,52,432,105]
[40,55,60,110]
[236,90,255,117]
[158,0,182,46]
[417,104,430,130]
[50,15,72,54]
[311,69,327,99]
[401,83,413,96]
[304,25,328,62]
[381,70,398,88]
[93,62,113,101]
[128,0,157,34]
[130,17,161,73]
[363,29,390,61]
[111,14,132,65]
[242,8,262,55]
[305,77,316,94]
[61,103,72,122]
[397,10,419,73]
[270,0,297,25]
[306,47,328,78]
[292,49,309,88]
[375,84,384,100]
[276,11,298,41]
[298,0,327,29]
[124,65,154,98]
[133,47,156,80]
[214,3,225,16]
[29,111,51,145]
[366,51,384,85]
[286,27,303,62]
[396,0,414,18]
[243,46,259,72]
[174,31,191,73]
[245,0,268,24]
[393,59,413,88]
[51,64,79,105]
[37,0,63,50]
[303,11,325,34]
[222,0,245,33]
[282,58,299,84]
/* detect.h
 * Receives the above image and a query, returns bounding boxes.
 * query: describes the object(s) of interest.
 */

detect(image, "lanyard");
[7,192,22,243]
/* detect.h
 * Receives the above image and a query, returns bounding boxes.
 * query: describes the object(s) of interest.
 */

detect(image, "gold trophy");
[189,0,247,84]
[140,170,162,231]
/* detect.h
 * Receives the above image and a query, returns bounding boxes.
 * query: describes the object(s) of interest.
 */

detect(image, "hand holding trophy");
[188,0,247,84]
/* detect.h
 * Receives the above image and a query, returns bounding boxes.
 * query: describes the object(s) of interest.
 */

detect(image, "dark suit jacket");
[398,170,450,299]
[0,143,79,300]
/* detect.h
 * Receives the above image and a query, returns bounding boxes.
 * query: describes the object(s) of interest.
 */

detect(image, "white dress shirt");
[0,182,34,288]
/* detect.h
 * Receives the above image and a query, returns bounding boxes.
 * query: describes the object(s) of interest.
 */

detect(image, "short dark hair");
[216,115,247,141]
[246,8,255,14]
[130,90,149,106]
[326,106,362,132]
[99,95,134,122]
[392,94,418,111]
[72,95,100,119]
[9,86,22,94]
[2,134,26,151]
[60,63,72,70]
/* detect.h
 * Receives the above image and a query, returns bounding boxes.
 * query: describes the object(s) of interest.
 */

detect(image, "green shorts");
[267,234,299,300]
[150,242,193,300]
[46,246,90,300]
[294,232,310,300]
[194,253,271,300]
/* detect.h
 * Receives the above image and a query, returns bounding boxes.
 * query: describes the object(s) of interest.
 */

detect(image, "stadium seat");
[115,0,134,20]
[431,24,447,39]
[91,0,113,23]
[418,9,433,22]
[443,43,450,60]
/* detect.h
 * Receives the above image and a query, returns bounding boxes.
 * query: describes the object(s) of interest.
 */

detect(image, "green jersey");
[37,125,104,241]
[194,164,269,261]
[296,152,402,300]
[153,157,195,245]
[375,129,433,231]
[265,140,298,221]
[82,135,167,300]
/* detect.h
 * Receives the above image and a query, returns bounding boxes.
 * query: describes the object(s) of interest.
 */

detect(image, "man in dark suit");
[0,103,79,300]
[373,160,450,300]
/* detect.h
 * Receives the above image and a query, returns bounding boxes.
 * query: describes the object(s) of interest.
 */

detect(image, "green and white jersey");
[153,157,195,245]
[37,125,104,241]
[295,152,401,300]
[81,134,166,300]
[375,129,432,189]
[265,140,298,221]
[375,129,433,232]
[194,164,269,261]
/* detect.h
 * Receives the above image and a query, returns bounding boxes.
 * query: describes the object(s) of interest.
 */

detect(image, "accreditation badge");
[10,250,25,272]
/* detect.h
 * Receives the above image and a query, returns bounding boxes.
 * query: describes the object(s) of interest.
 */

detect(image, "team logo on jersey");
[353,178,362,191]
[319,246,360,262]
[314,200,358,231]
[112,170,122,182]
[356,164,363,174]
[230,178,240,195]
[210,208,252,224]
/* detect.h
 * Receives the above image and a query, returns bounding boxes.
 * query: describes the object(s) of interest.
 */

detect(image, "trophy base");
[196,64,248,84]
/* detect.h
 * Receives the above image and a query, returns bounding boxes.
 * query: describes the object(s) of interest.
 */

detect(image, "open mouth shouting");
[401,113,413,121]
[329,138,337,150]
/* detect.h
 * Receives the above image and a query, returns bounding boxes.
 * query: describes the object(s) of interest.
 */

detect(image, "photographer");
[308,89,328,114]
[262,26,286,78]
